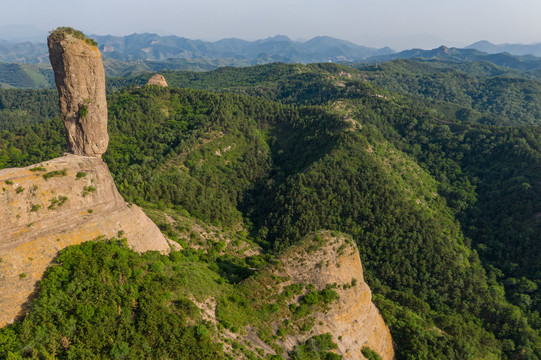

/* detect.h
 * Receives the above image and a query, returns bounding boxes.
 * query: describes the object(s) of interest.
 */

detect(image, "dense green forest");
[354,59,541,125]
[1,61,541,359]
[0,89,58,130]
[0,62,53,89]
[106,60,541,125]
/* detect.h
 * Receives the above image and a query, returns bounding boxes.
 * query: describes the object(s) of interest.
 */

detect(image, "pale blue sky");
[3,0,541,49]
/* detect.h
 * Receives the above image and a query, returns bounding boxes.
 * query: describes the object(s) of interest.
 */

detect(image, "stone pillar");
[48,27,109,157]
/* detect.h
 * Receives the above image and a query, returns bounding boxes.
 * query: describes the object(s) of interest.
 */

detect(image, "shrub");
[361,346,382,360]
[43,169,67,180]
[82,185,96,197]
[48,195,68,209]
[78,104,88,119]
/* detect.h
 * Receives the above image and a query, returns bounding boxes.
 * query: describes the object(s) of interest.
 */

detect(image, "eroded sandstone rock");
[146,74,168,87]
[0,28,172,327]
[278,232,395,359]
[242,232,395,360]
[0,155,171,326]
[48,27,109,157]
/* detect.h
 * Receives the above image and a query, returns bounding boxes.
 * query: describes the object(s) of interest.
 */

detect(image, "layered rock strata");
[48,28,109,157]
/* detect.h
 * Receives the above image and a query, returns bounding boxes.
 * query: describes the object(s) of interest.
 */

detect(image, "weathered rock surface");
[276,232,395,360]
[0,154,171,327]
[48,28,109,157]
[146,74,168,87]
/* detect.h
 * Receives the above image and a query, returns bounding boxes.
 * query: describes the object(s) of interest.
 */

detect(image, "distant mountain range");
[367,45,541,72]
[3,33,541,89]
[2,32,541,66]
[94,34,395,63]
[0,33,394,64]
[465,40,541,57]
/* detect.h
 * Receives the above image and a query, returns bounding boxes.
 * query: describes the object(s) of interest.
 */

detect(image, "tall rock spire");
[47,27,109,157]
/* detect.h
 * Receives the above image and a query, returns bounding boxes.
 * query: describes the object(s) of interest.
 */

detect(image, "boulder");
[146,74,168,87]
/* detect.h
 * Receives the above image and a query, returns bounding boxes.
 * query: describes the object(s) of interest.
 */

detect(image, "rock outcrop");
[0,155,171,326]
[146,74,168,87]
[247,232,395,360]
[48,27,109,157]
[0,28,171,327]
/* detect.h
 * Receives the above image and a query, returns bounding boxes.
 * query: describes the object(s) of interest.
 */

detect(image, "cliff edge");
[277,232,395,359]
[238,232,395,360]
[0,155,171,326]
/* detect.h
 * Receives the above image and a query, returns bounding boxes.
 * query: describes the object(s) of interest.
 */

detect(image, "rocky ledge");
[0,154,171,327]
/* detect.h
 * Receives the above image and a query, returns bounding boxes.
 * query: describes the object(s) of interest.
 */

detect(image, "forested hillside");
[1,62,541,359]
[354,59,541,125]
[106,61,541,124]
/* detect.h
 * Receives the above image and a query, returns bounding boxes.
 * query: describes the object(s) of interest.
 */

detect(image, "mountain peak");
[266,34,292,42]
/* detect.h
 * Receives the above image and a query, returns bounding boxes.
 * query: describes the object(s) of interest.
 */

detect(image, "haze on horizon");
[2,0,541,50]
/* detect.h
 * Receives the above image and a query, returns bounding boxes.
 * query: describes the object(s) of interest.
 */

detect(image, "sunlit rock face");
[48,28,109,157]
[0,28,172,327]
[146,74,168,87]
[0,155,171,327]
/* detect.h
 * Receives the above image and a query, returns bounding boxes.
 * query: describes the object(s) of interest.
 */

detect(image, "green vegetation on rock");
[48,27,98,47]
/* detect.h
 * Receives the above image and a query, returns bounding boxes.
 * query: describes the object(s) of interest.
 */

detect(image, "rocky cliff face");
[0,155,171,326]
[48,28,109,157]
[0,28,171,327]
[266,232,395,359]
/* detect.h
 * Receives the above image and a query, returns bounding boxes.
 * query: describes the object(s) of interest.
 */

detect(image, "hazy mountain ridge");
[466,40,541,57]
[0,33,394,64]
[93,33,394,63]
[366,45,541,71]
[2,31,541,67]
